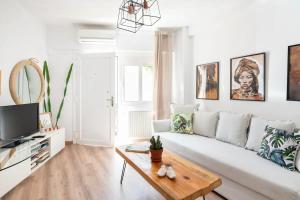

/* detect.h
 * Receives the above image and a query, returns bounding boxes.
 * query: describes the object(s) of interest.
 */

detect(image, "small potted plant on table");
[150,136,163,162]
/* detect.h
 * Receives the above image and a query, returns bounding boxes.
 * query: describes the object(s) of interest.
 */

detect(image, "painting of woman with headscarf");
[230,53,266,101]
[196,62,219,100]
[287,44,300,101]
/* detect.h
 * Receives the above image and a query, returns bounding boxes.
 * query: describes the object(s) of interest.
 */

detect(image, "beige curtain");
[153,31,173,120]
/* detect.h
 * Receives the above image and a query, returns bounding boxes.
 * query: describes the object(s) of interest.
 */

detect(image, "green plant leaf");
[56,99,64,127]
[286,163,296,171]
[43,61,52,113]
[43,99,47,112]
[55,63,73,127]
[270,134,284,148]
[295,134,300,144]
[43,62,47,112]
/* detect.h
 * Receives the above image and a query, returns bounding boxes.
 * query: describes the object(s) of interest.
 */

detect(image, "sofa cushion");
[246,117,296,152]
[294,131,300,171]
[257,126,300,171]
[153,119,171,132]
[193,111,219,137]
[296,150,300,171]
[170,113,193,134]
[159,132,300,200]
[216,112,251,147]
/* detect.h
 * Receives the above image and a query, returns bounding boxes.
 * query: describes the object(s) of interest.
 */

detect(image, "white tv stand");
[0,128,65,197]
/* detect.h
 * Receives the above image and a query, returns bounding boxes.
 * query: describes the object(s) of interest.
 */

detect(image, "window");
[124,66,140,101]
[123,65,153,103]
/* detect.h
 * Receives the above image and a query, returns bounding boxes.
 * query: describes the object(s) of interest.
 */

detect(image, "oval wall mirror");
[9,59,45,104]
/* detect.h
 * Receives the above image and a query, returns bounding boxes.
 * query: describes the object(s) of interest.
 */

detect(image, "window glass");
[142,65,153,101]
[124,66,139,101]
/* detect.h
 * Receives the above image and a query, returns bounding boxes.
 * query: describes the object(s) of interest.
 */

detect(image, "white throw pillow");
[245,117,296,152]
[170,104,197,114]
[193,111,219,137]
[216,112,251,147]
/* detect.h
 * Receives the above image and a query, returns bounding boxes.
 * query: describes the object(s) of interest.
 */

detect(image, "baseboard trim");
[76,139,113,147]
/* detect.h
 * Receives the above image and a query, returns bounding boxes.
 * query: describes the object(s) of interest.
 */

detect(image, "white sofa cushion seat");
[193,111,219,137]
[216,112,251,147]
[158,132,300,200]
[245,117,296,152]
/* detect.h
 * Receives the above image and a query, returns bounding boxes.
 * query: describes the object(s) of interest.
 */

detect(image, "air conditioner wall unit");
[78,29,117,44]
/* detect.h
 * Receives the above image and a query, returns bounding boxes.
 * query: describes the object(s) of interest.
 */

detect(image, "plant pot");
[150,148,163,162]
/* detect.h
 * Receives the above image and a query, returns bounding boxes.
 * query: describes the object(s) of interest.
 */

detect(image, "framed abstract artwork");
[287,44,300,101]
[196,62,219,100]
[230,53,266,101]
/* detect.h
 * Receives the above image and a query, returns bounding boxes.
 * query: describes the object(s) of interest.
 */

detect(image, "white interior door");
[79,53,115,146]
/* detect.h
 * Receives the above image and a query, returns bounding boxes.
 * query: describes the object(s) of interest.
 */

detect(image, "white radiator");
[128,111,153,138]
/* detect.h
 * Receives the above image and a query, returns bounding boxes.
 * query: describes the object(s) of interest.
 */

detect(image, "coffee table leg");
[120,160,127,184]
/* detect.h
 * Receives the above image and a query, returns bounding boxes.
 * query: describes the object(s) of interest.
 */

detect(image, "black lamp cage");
[117,0,161,33]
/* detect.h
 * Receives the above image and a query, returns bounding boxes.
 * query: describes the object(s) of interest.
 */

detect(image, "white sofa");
[153,116,300,200]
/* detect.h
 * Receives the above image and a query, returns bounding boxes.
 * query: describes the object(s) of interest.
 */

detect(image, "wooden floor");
[2,144,225,200]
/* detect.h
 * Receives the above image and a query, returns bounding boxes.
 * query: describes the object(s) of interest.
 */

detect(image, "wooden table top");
[116,146,221,200]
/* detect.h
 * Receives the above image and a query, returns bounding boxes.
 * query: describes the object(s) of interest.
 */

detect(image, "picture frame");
[39,112,54,132]
[230,52,266,101]
[287,44,300,101]
[196,62,219,100]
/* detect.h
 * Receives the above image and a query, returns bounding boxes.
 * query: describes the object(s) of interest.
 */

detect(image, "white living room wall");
[46,25,155,141]
[172,27,194,105]
[192,0,300,127]
[0,0,47,105]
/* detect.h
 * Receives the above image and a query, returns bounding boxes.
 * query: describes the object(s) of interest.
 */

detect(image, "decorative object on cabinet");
[287,44,300,101]
[9,59,45,104]
[39,112,54,132]
[230,53,266,101]
[196,62,219,100]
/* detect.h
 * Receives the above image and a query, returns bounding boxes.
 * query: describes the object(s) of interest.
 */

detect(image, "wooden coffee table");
[116,146,221,200]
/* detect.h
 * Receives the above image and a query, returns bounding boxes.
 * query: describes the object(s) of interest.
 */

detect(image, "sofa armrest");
[153,119,171,133]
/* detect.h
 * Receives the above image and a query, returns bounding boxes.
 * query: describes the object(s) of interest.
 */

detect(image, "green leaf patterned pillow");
[257,126,300,171]
[171,113,193,134]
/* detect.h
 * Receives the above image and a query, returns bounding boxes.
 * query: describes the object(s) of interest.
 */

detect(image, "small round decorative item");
[150,136,163,162]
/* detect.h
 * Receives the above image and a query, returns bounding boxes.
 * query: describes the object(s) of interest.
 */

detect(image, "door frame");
[76,52,117,147]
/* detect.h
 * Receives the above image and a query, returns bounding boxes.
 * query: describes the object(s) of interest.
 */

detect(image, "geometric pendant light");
[117,0,161,33]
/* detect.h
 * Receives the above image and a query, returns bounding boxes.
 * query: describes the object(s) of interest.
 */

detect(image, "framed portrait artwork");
[287,44,300,101]
[196,62,219,100]
[230,53,266,101]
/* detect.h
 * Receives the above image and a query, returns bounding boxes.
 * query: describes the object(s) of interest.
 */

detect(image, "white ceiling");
[18,0,253,29]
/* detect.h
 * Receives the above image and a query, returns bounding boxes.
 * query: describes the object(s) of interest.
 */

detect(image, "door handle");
[106,96,114,107]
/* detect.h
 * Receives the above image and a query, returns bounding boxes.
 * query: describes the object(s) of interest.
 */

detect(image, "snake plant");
[43,61,51,113]
[55,63,73,127]
[42,61,74,128]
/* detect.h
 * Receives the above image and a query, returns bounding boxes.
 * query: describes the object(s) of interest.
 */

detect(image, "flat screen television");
[0,103,39,145]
